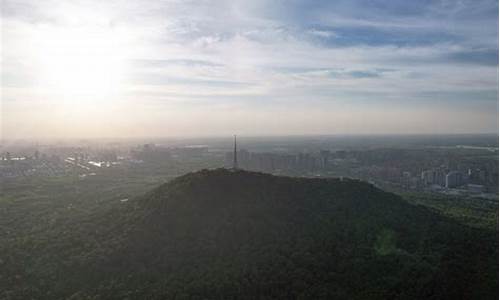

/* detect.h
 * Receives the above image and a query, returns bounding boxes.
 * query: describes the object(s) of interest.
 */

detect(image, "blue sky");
[1,0,498,138]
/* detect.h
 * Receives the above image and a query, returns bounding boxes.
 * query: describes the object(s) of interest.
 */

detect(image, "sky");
[1,0,498,139]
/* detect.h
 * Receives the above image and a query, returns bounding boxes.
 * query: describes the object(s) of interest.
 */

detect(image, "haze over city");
[2,0,498,139]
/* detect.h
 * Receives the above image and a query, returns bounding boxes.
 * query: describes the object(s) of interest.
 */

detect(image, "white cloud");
[1,0,498,138]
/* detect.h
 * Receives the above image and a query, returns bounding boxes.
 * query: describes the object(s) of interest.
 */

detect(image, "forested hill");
[2,169,498,299]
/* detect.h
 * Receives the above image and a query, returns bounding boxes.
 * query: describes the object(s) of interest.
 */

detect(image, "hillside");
[2,169,498,299]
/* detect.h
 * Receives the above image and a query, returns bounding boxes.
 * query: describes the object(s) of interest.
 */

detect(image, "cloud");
[307,29,336,39]
[1,0,498,137]
[446,48,499,66]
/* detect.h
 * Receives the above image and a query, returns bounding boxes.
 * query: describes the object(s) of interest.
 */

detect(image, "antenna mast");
[233,135,238,170]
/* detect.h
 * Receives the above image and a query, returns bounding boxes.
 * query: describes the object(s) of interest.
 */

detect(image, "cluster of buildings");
[419,169,465,188]
[397,168,496,195]
[417,168,495,193]
[131,144,209,162]
[0,147,122,179]
[1,142,214,179]
[225,149,331,174]
[0,152,66,178]
[2,140,498,199]
[357,164,496,193]
[225,147,498,196]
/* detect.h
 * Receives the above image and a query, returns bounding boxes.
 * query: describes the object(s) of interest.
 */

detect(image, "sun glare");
[34,22,127,103]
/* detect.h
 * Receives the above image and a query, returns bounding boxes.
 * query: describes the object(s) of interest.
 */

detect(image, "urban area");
[1,135,498,200]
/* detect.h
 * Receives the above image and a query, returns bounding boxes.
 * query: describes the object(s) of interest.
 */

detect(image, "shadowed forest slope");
[2,169,498,299]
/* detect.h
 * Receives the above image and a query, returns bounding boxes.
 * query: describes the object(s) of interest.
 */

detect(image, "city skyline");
[2,0,498,139]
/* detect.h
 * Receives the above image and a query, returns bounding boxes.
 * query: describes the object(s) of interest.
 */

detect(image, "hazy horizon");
[2,0,498,139]
[1,133,498,148]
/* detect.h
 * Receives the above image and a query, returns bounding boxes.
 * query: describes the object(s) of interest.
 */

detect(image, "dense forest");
[1,169,498,299]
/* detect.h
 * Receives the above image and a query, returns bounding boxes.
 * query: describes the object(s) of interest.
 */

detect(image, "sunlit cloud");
[1,0,498,138]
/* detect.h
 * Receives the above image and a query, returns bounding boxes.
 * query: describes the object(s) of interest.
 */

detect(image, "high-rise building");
[445,171,463,188]
[401,171,411,189]
[421,170,437,185]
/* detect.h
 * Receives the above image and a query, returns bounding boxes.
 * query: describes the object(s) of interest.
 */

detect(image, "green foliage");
[374,229,400,256]
[401,192,498,229]
[1,169,497,299]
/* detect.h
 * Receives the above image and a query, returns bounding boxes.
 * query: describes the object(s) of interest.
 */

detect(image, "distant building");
[410,176,421,190]
[401,171,411,189]
[445,171,463,188]
[131,144,171,162]
[172,146,208,158]
[421,170,437,185]
[319,150,330,168]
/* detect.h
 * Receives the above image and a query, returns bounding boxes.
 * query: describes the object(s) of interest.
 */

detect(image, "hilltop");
[2,169,498,299]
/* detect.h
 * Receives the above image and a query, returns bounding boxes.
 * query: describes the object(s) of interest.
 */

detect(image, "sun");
[34,22,128,103]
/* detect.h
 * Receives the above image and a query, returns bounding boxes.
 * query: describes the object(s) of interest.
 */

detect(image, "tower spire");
[233,135,238,170]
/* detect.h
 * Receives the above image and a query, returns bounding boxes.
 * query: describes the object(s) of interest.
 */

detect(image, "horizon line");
[1,132,498,142]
